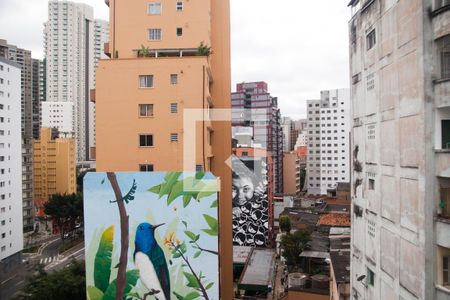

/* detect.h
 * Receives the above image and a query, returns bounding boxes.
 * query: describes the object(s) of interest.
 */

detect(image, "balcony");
[134,47,201,58]
[90,89,95,103]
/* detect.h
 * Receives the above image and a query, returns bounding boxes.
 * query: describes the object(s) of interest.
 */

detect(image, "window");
[1,233,5,239]
[196,164,203,172]
[0,65,2,71]
[170,74,178,84]
[366,29,376,50]
[444,255,450,286]
[171,103,178,113]
[440,184,450,218]
[170,133,178,142]
[369,179,375,190]
[242,151,248,156]
[139,104,154,117]
[437,35,450,79]
[176,1,183,11]
[148,2,161,15]
[352,73,361,84]
[176,27,183,36]
[139,75,154,88]
[442,120,450,149]
[367,268,375,286]
[139,164,154,172]
[139,134,153,147]
[148,28,162,41]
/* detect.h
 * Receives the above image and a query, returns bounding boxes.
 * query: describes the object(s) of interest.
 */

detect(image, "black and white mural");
[232,156,269,247]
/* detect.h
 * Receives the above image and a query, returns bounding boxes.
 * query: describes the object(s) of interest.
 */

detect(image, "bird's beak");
[153,223,165,229]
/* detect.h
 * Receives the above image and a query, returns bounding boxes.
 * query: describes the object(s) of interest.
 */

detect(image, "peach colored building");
[33,128,76,217]
[95,0,232,296]
[283,152,301,195]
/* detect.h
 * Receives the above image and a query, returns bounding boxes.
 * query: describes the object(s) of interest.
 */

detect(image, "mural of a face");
[232,176,255,206]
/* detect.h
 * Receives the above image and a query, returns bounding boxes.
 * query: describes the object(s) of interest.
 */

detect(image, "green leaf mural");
[102,270,140,300]
[87,286,104,300]
[183,272,200,289]
[202,215,218,236]
[94,226,114,292]
[159,172,181,198]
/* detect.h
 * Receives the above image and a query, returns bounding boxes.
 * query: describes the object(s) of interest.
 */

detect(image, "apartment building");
[0,58,23,267]
[33,128,75,217]
[306,89,351,195]
[43,1,108,162]
[231,81,284,193]
[283,151,301,195]
[348,0,450,299]
[95,0,232,296]
[0,40,35,232]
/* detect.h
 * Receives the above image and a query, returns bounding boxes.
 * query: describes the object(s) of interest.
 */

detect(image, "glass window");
[139,104,153,117]
[170,133,178,142]
[148,28,162,41]
[176,27,183,37]
[147,2,161,15]
[139,164,154,172]
[139,75,154,88]
[139,134,153,147]
[176,1,183,11]
[170,103,178,113]
[366,29,376,50]
[170,74,178,84]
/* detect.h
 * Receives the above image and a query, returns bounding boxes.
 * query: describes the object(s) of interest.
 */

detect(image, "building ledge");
[435,149,450,154]
[430,4,450,18]
[433,77,450,85]
[436,284,450,295]
[435,216,450,224]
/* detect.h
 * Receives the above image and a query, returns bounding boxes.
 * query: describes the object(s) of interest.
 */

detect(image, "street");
[0,237,85,300]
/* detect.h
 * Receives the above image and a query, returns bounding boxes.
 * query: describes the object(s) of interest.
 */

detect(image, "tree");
[279,215,291,233]
[44,193,83,241]
[76,168,95,193]
[280,230,311,268]
[15,260,86,300]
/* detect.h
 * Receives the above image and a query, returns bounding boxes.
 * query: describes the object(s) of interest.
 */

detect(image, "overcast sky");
[0,0,350,120]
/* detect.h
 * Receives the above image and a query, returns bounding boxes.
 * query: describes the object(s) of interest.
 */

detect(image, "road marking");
[14,280,24,287]
[39,258,44,264]
[0,274,17,285]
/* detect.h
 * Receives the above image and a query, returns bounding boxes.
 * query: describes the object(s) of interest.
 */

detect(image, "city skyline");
[0,0,350,120]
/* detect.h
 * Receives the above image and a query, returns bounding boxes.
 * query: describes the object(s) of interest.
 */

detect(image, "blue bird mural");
[134,222,170,300]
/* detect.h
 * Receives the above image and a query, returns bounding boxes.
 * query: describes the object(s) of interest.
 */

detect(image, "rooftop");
[238,248,276,292]
[330,250,351,283]
[319,213,351,227]
[233,246,253,265]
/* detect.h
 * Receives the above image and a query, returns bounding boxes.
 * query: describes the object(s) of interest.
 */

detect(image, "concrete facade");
[95,0,233,297]
[0,40,36,233]
[348,1,450,299]
[33,128,76,217]
[0,58,23,262]
[232,81,284,193]
[306,89,351,195]
[283,152,301,195]
[43,1,107,162]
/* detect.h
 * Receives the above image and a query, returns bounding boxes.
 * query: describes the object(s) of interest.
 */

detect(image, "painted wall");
[84,172,219,299]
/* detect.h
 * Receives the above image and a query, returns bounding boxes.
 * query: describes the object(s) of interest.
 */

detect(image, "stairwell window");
[139,134,153,147]
[170,74,178,84]
[170,133,178,142]
[176,1,183,11]
[170,103,178,113]
[366,29,376,51]
[139,104,154,117]
[147,2,161,15]
[139,75,153,88]
[148,28,161,41]
[176,27,183,37]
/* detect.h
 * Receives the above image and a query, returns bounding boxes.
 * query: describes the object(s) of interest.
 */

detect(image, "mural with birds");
[84,172,220,300]
[134,222,170,300]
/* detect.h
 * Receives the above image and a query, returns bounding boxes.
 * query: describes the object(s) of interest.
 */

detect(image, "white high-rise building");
[0,58,23,264]
[306,89,350,195]
[294,130,308,149]
[43,1,108,162]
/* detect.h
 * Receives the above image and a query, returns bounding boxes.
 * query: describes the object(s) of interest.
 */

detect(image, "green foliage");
[300,168,306,191]
[173,291,201,300]
[77,168,95,193]
[110,179,137,204]
[147,172,218,208]
[197,42,212,56]
[15,260,86,300]
[279,215,292,233]
[280,230,311,267]
[94,226,114,292]
[102,270,140,300]
[183,272,200,289]
[44,193,83,240]
[137,45,151,57]
[202,214,218,236]
[87,286,104,300]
